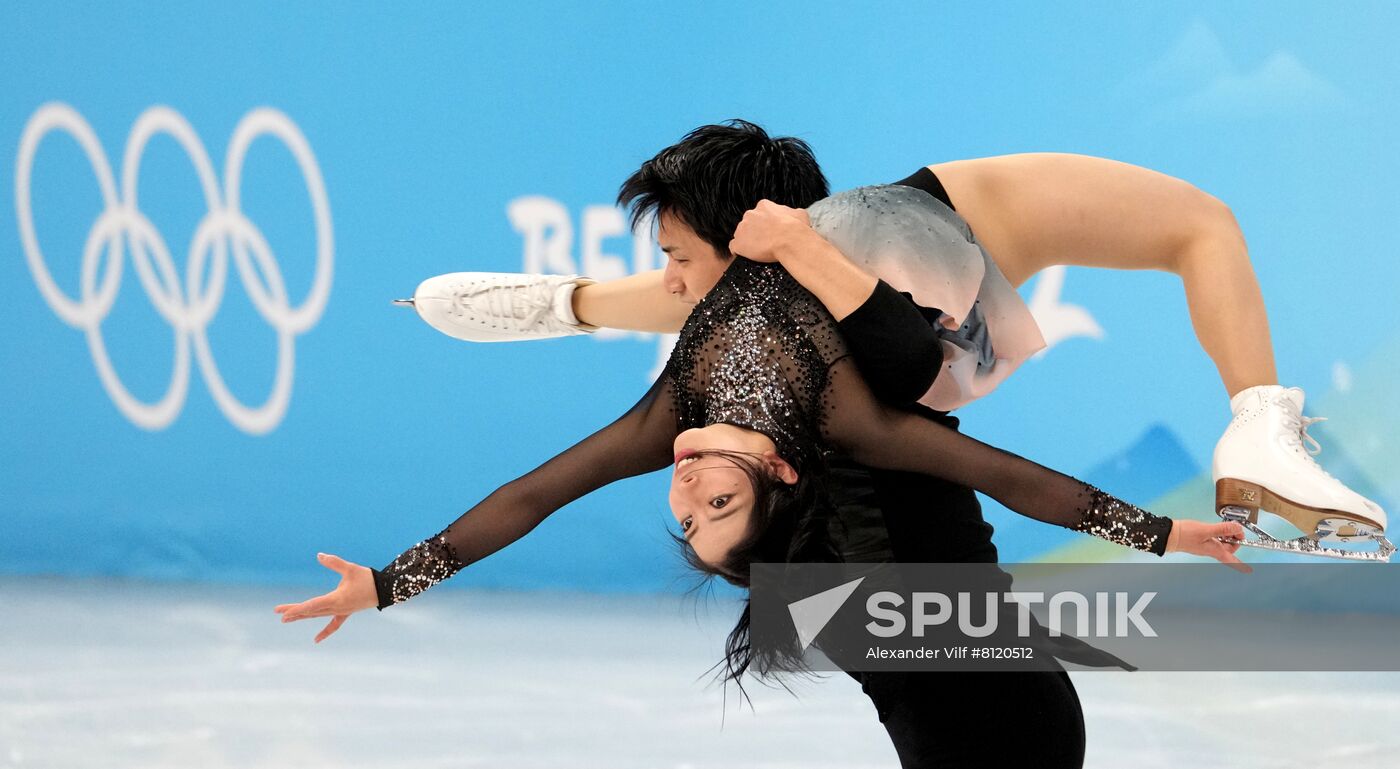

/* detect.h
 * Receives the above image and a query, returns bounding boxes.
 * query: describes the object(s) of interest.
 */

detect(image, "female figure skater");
[275,185,1246,768]
[413,122,1388,561]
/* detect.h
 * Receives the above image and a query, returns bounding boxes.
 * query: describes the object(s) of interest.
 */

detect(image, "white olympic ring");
[14,102,333,434]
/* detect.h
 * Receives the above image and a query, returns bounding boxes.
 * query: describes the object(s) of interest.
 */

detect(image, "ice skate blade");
[1216,508,1394,562]
[392,298,415,307]
[1215,478,1383,536]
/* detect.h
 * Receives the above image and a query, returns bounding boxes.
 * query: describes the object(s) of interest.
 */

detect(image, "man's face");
[658,211,731,305]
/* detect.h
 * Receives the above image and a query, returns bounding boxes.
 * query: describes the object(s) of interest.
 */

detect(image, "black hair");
[667,448,847,711]
[617,119,830,257]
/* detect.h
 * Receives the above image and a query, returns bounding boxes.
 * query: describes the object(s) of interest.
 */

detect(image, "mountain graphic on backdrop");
[990,424,1200,562]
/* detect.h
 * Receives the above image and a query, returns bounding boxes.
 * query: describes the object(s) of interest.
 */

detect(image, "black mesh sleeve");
[370,372,679,609]
[818,358,1173,555]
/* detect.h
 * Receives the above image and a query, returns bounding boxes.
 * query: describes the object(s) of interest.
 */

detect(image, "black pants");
[827,419,1086,767]
[848,669,1086,769]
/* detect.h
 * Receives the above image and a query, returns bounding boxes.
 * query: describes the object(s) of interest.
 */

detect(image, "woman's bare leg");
[571,269,689,334]
[1002,224,1277,399]
[934,155,1385,555]
[576,155,1281,398]
[570,206,1278,398]
[1171,228,1278,397]
[934,154,1278,399]
[569,196,1279,399]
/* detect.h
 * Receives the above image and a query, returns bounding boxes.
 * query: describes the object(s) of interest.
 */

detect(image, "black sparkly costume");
[370,170,1174,769]
[371,256,1171,612]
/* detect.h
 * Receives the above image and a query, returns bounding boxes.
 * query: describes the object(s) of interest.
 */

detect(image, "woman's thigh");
[852,669,1086,769]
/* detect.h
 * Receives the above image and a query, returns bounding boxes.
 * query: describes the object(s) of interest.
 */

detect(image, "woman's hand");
[274,553,380,643]
[1166,520,1252,573]
[729,199,815,263]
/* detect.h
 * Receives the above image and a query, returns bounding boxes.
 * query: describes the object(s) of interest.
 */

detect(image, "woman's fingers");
[279,601,310,622]
[1206,536,1253,574]
[317,552,352,574]
[1178,520,1252,573]
[279,593,340,622]
[275,598,313,619]
[1217,549,1253,574]
[314,615,349,643]
[276,553,361,621]
[277,554,372,636]
[1215,522,1246,540]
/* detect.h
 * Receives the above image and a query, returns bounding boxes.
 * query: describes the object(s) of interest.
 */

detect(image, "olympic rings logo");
[15,103,333,435]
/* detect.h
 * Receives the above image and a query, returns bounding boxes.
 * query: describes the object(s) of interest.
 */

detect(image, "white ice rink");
[3,575,1399,769]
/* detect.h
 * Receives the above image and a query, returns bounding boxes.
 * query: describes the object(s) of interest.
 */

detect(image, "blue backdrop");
[3,2,1396,592]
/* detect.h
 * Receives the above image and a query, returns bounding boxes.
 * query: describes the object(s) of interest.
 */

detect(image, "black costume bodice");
[667,257,848,470]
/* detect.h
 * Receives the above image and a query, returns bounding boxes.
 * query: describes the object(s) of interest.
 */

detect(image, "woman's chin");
[672,427,710,456]
[674,423,775,457]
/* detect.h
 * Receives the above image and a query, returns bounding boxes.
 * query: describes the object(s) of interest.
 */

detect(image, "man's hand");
[274,552,381,643]
[730,198,877,321]
[729,199,815,263]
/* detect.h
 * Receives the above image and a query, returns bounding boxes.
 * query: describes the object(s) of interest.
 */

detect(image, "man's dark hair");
[617,119,830,256]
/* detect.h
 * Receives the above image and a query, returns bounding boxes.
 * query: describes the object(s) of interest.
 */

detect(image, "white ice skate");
[393,272,597,342]
[1212,385,1393,562]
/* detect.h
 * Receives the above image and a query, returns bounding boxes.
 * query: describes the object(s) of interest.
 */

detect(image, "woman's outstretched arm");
[817,356,1248,569]
[370,373,677,609]
[274,373,679,639]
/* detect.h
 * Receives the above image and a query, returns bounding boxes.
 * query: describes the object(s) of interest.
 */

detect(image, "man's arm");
[731,201,943,406]
[730,200,879,321]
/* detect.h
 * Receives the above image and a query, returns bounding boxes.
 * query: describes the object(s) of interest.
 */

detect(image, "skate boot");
[1213,384,1393,562]
[393,272,597,342]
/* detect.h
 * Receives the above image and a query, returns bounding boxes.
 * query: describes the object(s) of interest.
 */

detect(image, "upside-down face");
[668,423,799,567]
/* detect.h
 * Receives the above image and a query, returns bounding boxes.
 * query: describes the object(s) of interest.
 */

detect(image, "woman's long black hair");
[668,448,848,709]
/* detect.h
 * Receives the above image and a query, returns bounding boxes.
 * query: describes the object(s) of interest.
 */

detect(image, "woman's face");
[668,424,798,567]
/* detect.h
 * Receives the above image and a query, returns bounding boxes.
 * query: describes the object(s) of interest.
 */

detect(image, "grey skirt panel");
[807,184,1045,411]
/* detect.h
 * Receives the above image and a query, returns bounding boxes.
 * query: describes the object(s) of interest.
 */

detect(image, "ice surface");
[3,576,1399,768]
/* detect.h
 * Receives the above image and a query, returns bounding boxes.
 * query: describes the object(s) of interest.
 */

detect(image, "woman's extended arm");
[275,373,679,639]
[371,374,678,608]
[818,357,1244,565]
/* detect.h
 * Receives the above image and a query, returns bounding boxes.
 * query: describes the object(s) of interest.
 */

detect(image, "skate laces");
[458,281,555,330]
[1297,415,1327,455]
[1276,396,1333,472]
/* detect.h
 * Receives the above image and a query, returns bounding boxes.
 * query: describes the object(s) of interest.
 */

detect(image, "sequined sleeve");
[371,530,465,610]
[819,358,1173,556]
[370,372,679,610]
[1073,486,1174,554]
